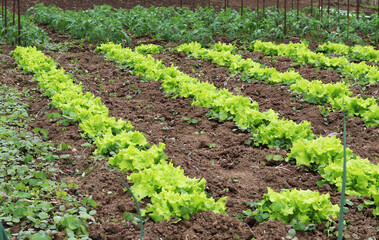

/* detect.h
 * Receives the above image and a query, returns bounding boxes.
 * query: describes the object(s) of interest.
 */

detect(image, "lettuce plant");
[317,42,379,62]
[144,189,227,222]
[135,44,164,54]
[252,187,339,224]
[287,136,354,170]
[128,161,206,201]
[108,143,167,172]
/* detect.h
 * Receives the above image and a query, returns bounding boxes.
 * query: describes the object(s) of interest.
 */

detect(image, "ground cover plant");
[0,84,96,239]
[1,1,378,239]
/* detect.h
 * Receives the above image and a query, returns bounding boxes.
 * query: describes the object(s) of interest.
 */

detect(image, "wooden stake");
[284,0,287,36]
[337,0,340,19]
[320,0,323,22]
[4,0,7,35]
[12,0,15,25]
[17,0,20,45]
[276,0,280,25]
[263,0,265,17]
[328,0,330,16]
[347,0,350,43]
[297,0,299,19]
[356,0,360,20]
[241,0,244,16]
[256,0,259,16]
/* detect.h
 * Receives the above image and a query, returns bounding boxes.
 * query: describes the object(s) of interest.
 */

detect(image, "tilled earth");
[1,22,378,239]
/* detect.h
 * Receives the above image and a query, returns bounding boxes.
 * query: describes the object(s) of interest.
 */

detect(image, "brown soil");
[1,20,379,240]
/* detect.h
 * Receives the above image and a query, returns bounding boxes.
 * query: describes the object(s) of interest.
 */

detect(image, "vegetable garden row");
[0,2,378,240]
[1,3,379,47]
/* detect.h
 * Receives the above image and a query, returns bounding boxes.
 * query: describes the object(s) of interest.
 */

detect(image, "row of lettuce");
[97,43,378,219]
[12,46,228,223]
[316,41,379,63]
[250,40,379,85]
[0,83,93,239]
[13,45,344,229]
[175,42,379,127]
[26,4,378,46]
